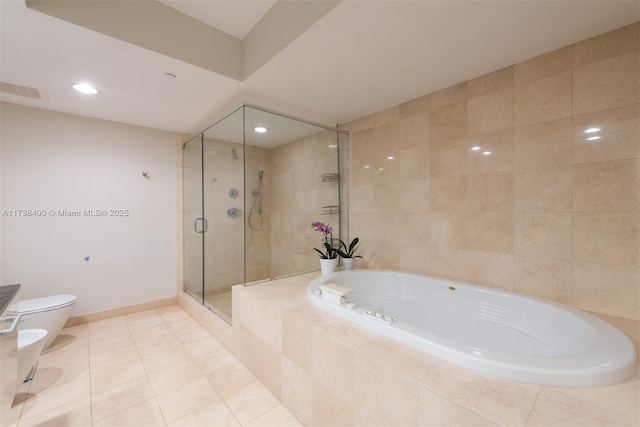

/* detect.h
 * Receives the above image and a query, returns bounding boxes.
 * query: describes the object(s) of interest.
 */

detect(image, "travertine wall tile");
[513,168,572,212]
[467,129,514,174]
[573,51,639,115]
[467,87,513,135]
[430,101,467,142]
[514,70,572,126]
[514,46,572,84]
[430,82,467,110]
[572,104,640,164]
[345,22,639,323]
[514,212,573,259]
[573,262,640,320]
[572,159,639,212]
[573,213,639,266]
[514,118,572,170]
[400,94,430,118]
[514,256,573,304]
[572,22,640,67]
[468,66,514,99]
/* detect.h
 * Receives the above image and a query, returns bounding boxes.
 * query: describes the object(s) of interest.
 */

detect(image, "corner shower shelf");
[321,173,339,182]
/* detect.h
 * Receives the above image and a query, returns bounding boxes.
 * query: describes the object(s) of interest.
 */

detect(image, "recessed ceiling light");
[364,165,371,169]
[482,151,491,155]
[470,146,482,151]
[584,127,600,133]
[587,136,602,141]
[164,73,177,79]
[72,82,97,94]
[387,156,394,160]
[253,126,268,133]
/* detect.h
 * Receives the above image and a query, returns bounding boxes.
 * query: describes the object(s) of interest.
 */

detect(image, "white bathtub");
[308,270,638,386]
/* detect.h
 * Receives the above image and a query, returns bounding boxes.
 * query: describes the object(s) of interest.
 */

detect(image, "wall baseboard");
[64,296,178,327]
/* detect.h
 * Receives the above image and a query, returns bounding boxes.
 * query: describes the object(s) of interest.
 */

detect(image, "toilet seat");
[10,295,77,315]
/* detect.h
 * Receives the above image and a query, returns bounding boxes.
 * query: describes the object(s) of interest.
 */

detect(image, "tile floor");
[8,305,301,427]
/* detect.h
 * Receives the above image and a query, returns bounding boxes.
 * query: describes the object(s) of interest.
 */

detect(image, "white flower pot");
[320,258,338,275]
[342,257,355,270]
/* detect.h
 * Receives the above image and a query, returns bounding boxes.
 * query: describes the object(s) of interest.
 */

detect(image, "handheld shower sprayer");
[248,170,264,230]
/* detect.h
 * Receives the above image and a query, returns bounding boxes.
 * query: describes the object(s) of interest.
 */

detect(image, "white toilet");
[11,295,77,350]
[17,329,48,382]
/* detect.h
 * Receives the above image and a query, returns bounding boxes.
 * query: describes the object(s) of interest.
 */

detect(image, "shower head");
[231,148,238,160]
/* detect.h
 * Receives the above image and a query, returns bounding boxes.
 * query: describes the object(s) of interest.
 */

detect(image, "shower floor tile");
[205,290,233,322]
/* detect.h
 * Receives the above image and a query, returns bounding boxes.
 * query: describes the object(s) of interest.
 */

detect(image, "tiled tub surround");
[341,22,640,325]
[229,273,640,427]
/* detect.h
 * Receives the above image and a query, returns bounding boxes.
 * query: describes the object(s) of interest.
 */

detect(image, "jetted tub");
[308,270,638,386]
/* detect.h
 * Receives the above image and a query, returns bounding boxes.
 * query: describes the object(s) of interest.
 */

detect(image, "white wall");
[0,103,177,316]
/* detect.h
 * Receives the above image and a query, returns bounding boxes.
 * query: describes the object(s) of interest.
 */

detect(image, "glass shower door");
[183,134,204,303]
[201,107,245,324]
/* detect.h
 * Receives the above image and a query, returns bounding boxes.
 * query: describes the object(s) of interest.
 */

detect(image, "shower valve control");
[227,207,242,218]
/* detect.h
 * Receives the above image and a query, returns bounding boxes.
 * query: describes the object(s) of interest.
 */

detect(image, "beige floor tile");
[91,379,155,422]
[126,310,167,332]
[157,305,192,323]
[89,346,142,373]
[37,341,89,367]
[140,344,193,373]
[169,318,211,344]
[88,317,130,339]
[527,388,629,426]
[222,380,280,425]
[92,397,167,427]
[133,324,183,356]
[181,335,224,358]
[20,375,91,420]
[88,335,137,357]
[206,361,256,396]
[156,377,220,423]
[147,359,204,396]
[17,396,92,427]
[90,358,148,394]
[28,357,90,393]
[193,347,238,374]
[246,404,302,426]
[15,305,294,427]
[44,332,88,355]
[167,400,240,427]
[7,381,30,426]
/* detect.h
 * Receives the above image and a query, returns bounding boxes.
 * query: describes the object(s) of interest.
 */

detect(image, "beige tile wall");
[269,130,341,277]
[341,22,640,323]
[245,144,272,282]
[202,139,245,290]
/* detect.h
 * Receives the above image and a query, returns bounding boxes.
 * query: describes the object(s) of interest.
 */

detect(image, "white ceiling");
[158,0,277,40]
[1,0,638,137]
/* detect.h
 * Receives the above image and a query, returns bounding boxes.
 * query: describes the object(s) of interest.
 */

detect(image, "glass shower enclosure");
[183,105,348,324]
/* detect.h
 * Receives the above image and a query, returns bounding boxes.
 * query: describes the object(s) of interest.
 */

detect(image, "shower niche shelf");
[321,173,339,182]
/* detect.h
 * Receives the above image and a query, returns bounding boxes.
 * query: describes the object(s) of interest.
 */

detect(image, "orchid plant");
[311,221,338,259]
[336,237,362,259]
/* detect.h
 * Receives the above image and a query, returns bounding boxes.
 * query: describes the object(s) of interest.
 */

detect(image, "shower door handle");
[194,217,207,233]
